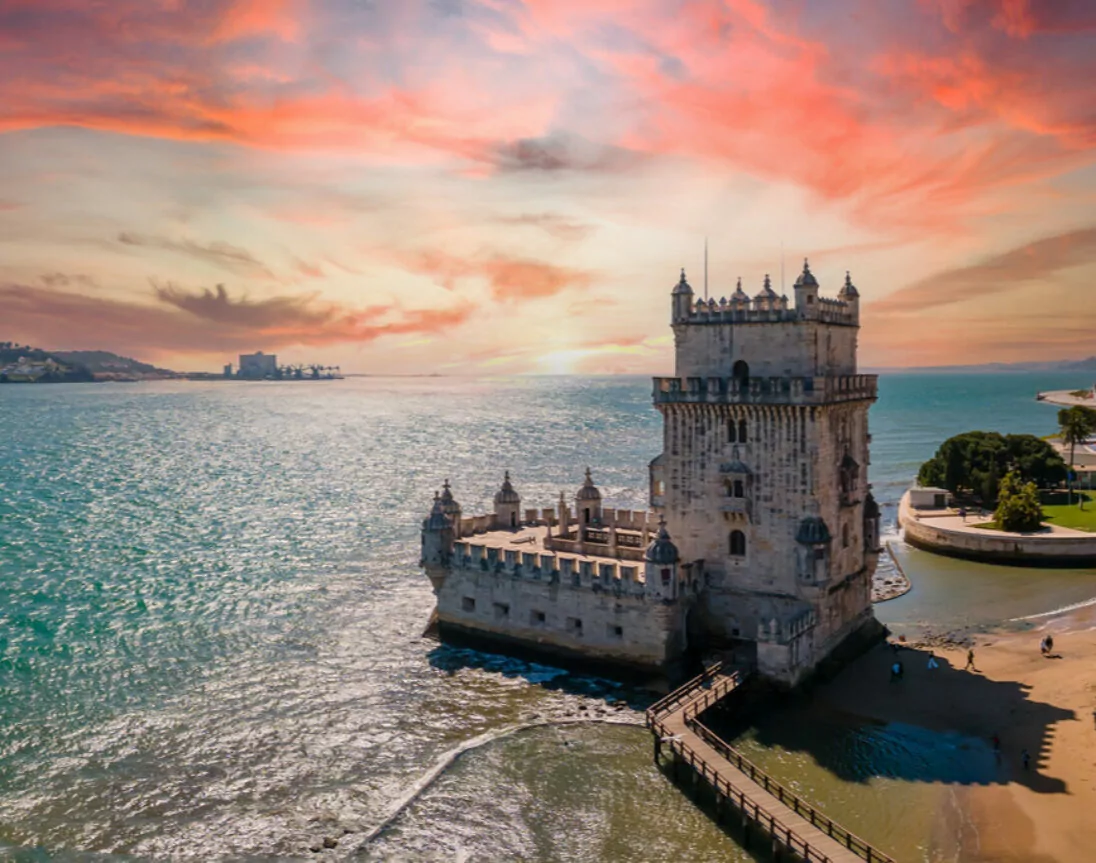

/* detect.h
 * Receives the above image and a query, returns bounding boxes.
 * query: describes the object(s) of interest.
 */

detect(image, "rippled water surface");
[1,373,1093,860]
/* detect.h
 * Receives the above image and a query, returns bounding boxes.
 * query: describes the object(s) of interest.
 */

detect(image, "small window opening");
[531,610,546,625]
[461,596,476,612]
[729,530,746,557]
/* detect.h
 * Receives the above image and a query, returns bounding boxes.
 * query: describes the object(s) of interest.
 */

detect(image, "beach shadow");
[706,643,1075,795]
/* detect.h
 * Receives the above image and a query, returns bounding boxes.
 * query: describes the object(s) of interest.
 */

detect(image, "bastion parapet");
[420,258,882,685]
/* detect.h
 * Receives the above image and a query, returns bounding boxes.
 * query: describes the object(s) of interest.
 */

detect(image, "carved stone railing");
[652,375,878,407]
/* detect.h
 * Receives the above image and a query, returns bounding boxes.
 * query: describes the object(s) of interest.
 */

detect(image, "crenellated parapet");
[673,260,859,328]
[653,374,878,406]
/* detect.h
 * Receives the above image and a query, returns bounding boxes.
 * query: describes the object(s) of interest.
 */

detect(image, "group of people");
[887,639,1047,774]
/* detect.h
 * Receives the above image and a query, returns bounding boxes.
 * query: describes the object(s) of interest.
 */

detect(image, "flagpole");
[704,236,709,301]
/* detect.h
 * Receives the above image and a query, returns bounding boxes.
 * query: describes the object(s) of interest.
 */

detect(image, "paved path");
[915,511,1093,538]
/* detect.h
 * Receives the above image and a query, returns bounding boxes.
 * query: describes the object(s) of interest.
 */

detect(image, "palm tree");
[1058,406,1096,507]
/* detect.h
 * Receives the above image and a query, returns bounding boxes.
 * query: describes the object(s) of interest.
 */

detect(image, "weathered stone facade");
[421,260,881,685]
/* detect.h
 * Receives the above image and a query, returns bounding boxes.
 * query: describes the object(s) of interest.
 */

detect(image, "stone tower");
[650,259,881,684]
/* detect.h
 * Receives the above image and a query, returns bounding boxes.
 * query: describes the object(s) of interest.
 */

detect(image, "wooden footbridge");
[646,664,896,863]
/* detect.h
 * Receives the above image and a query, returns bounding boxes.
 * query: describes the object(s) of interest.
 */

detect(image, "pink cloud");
[1,280,475,358]
[399,250,595,301]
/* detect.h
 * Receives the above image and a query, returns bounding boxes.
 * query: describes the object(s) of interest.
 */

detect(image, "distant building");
[223,364,233,378]
[908,487,952,510]
[238,352,277,379]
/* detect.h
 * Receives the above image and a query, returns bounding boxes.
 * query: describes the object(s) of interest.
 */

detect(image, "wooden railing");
[646,667,896,863]
[645,662,729,719]
[688,720,893,863]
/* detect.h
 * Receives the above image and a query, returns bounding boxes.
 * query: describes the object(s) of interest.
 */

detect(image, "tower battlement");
[671,259,862,380]
[419,254,880,686]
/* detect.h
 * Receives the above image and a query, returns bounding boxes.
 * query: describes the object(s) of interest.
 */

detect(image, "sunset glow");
[2,0,1095,372]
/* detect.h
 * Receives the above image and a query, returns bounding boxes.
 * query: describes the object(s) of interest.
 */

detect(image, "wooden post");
[653,735,661,764]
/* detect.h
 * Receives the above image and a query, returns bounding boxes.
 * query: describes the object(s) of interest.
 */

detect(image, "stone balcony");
[652,374,878,407]
[720,497,750,515]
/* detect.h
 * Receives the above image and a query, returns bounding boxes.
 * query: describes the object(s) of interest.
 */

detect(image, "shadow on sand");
[707,641,1075,795]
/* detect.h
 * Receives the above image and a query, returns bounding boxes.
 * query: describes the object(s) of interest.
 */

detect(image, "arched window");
[733,479,744,498]
[732,360,749,388]
[738,419,748,443]
[727,420,737,443]
[729,530,746,557]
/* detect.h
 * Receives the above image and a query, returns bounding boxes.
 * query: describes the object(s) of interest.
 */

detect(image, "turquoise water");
[1,372,1093,860]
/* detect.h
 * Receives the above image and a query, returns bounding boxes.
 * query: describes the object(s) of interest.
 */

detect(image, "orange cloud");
[0,280,474,358]
[210,0,302,44]
[871,227,1096,314]
[400,251,595,301]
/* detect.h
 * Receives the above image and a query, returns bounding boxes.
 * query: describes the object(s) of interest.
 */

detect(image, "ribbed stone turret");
[494,471,521,529]
[575,467,602,526]
[645,517,679,565]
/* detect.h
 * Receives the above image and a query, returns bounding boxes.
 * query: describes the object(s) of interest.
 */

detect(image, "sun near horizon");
[2,0,1095,375]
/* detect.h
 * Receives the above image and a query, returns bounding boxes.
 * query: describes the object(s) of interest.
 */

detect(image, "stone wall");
[673,319,859,379]
[654,382,876,682]
[435,563,691,671]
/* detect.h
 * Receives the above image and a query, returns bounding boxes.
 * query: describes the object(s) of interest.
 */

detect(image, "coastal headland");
[817,606,1096,863]
[1037,390,1096,408]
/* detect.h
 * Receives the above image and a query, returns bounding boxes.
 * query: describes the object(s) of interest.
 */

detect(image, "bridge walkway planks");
[647,666,895,863]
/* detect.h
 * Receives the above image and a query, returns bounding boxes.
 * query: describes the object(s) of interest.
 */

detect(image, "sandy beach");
[817,607,1096,862]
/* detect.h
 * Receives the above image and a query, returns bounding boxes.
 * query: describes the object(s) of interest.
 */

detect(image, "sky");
[2,0,1095,374]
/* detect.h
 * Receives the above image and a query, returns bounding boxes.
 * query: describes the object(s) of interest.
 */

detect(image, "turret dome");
[645,517,679,565]
[755,274,777,301]
[840,271,859,298]
[731,278,750,304]
[439,479,460,516]
[795,516,832,545]
[794,258,818,288]
[672,268,693,295]
[424,492,452,531]
[576,467,602,501]
[494,471,521,506]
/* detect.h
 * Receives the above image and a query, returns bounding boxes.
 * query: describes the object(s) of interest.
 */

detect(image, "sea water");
[1,372,1093,861]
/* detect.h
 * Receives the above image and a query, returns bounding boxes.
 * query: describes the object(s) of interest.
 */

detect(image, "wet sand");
[817,609,1096,862]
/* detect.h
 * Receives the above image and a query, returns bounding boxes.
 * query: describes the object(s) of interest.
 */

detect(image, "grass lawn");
[971,492,1096,532]
[1041,500,1096,532]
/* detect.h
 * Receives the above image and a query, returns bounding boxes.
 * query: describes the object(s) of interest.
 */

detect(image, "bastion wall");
[435,554,692,669]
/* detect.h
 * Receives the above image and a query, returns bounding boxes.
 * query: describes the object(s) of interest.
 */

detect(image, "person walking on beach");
[1040,636,1049,656]
[927,651,939,670]
[965,648,976,671]
[1046,634,1054,655]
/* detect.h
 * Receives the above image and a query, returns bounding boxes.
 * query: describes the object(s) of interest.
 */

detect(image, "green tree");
[981,460,1000,507]
[918,431,1065,506]
[994,470,1044,532]
[1057,406,1096,507]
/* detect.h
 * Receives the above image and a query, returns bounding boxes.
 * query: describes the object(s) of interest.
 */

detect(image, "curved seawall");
[899,492,1096,567]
